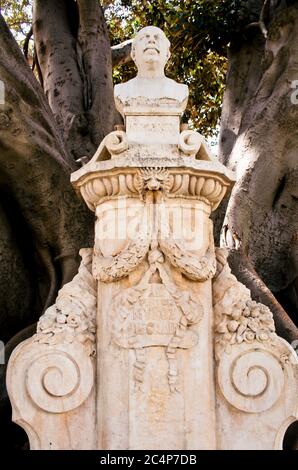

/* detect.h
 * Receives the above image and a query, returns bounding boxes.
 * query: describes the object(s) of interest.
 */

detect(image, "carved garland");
[92,201,152,282]
[213,248,276,359]
[92,234,151,282]
[159,219,217,281]
[35,249,96,356]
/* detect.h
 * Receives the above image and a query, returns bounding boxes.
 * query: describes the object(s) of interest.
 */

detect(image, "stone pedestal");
[86,162,225,450]
[6,26,298,450]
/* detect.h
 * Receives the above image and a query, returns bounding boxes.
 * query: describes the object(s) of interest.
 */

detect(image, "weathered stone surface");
[214,248,298,449]
[7,26,298,450]
[6,249,96,449]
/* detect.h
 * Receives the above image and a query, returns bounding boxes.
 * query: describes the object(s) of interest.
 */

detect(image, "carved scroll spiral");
[178,130,202,156]
[105,130,128,155]
[26,346,94,413]
[217,345,285,413]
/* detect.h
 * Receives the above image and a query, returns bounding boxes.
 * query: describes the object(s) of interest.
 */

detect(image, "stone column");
[72,158,233,450]
[95,188,214,449]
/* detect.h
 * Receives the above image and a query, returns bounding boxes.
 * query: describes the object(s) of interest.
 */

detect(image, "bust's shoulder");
[114,82,124,94]
[114,82,124,98]
[165,77,188,90]
[114,79,136,98]
[114,79,137,116]
[163,77,188,102]
[164,77,188,90]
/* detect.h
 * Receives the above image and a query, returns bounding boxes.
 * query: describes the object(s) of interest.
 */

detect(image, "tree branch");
[111,39,132,67]
[23,25,33,60]
[244,0,271,38]
[33,47,43,86]
[76,0,115,145]
[33,0,91,159]
[0,9,92,319]
[259,0,270,38]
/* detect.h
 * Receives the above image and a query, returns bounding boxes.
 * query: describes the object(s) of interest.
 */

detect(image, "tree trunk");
[0,10,93,449]
[33,0,115,161]
[219,1,298,342]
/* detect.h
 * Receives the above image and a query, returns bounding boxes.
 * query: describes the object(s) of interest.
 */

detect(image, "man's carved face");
[131,26,170,71]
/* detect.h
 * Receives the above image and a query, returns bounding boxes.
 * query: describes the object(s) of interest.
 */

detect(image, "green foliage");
[0,0,31,43]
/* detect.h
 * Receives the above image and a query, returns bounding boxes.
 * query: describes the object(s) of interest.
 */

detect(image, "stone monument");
[7,26,298,450]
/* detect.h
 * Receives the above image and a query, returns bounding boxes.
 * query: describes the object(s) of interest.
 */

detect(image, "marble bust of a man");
[114,26,189,117]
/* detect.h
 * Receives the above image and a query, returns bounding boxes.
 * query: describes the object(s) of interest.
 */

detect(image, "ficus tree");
[0,0,297,449]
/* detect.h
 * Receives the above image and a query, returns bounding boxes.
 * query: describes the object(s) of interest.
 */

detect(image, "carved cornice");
[71,157,234,212]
